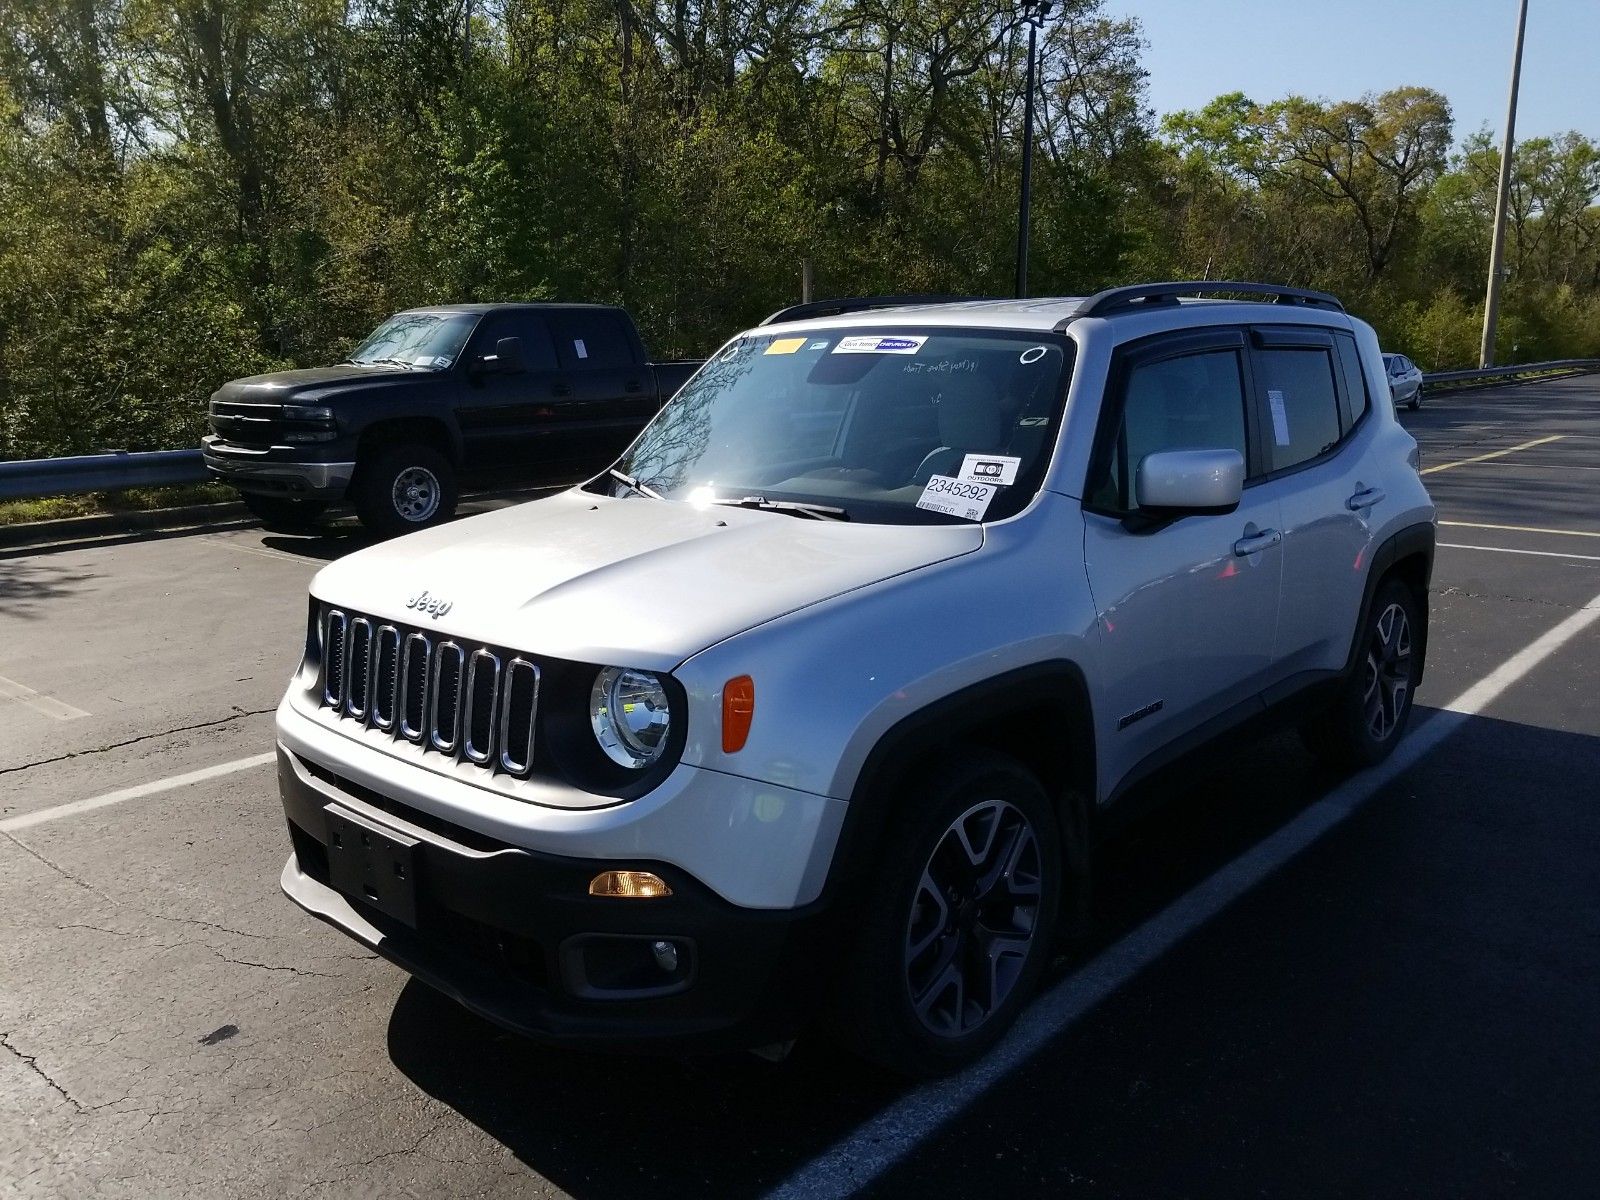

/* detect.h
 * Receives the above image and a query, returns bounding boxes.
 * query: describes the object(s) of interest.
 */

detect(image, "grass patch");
[0,482,237,526]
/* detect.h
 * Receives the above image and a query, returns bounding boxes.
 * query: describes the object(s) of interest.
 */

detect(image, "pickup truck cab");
[274,283,1435,1076]
[203,303,699,535]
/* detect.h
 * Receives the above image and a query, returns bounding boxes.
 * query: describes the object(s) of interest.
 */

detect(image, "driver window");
[471,313,558,370]
[1092,349,1249,512]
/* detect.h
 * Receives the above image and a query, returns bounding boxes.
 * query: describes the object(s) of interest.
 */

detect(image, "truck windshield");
[348,312,477,370]
[607,328,1073,524]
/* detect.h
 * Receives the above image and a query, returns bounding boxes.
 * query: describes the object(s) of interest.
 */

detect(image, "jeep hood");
[310,489,983,670]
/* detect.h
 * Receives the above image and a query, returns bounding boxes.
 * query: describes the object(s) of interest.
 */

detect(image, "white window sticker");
[807,340,830,350]
[574,338,589,360]
[958,453,1021,486]
[832,335,927,355]
[916,474,997,521]
[1268,388,1291,446]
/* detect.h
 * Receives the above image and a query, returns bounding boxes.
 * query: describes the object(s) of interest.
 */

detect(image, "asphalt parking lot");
[3,374,1599,1198]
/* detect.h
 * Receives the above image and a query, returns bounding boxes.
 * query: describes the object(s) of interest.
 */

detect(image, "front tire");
[1407,386,1422,412]
[1301,578,1423,770]
[831,752,1066,1078]
[240,493,326,532]
[352,444,458,537]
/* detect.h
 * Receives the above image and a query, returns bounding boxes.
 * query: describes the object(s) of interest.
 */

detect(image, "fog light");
[651,940,679,972]
[588,870,672,899]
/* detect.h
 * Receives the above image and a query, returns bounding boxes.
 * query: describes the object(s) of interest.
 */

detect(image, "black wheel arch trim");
[1344,522,1436,681]
[818,661,1096,909]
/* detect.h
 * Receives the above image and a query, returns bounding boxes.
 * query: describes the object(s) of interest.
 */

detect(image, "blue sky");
[1104,0,1599,144]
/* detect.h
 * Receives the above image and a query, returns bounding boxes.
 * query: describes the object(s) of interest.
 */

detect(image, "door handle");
[1233,526,1281,556]
[1346,487,1385,511]
[624,380,642,393]
[552,383,571,397]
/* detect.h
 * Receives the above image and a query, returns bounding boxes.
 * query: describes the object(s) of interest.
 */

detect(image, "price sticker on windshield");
[916,474,997,521]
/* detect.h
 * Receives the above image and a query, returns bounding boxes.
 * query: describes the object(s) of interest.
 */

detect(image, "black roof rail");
[759,294,986,326]
[1065,281,1345,323]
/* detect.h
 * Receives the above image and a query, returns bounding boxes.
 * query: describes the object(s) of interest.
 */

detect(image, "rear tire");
[241,493,326,532]
[352,444,458,537]
[1300,578,1422,771]
[830,751,1067,1078]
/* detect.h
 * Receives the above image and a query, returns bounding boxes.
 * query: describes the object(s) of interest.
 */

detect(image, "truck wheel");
[1300,578,1422,771]
[832,751,1064,1078]
[241,493,326,532]
[353,445,458,537]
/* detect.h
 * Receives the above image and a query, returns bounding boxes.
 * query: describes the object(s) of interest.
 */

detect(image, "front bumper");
[278,744,837,1050]
[202,435,354,497]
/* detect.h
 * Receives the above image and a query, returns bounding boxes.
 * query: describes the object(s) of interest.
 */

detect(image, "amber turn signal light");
[722,675,755,753]
[588,870,672,899]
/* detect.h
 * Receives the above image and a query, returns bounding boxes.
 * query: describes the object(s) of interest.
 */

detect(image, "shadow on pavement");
[382,716,1352,1197]
[0,558,99,617]
[387,706,1600,1196]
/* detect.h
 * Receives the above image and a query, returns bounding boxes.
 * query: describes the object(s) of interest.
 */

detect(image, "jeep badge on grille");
[406,590,452,619]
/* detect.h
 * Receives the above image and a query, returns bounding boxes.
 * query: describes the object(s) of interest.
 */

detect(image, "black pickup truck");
[202,303,701,535]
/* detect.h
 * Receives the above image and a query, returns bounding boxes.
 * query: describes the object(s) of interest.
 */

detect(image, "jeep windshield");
[347,311,477,370]
[603,327,1073,524]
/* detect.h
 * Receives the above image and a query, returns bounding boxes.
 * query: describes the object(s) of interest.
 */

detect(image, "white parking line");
[1439,521,1600,539]
[1420,433,1564,475]
[0,674,90,721]
[768,589,1600,1200]
[1439,543,1600,563]
[0,753,276,833]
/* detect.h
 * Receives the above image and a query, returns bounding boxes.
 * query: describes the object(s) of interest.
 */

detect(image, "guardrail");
[0,449,206,502]
[1423,359,1600,387]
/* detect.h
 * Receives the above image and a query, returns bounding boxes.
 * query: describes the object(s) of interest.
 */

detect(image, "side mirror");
[474,336,525,375]
[1135,448,1244,515]
[490,336,525,373]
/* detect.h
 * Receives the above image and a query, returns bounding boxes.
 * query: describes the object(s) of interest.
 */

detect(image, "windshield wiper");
[370,356,418,369]
[711,495,850,521]
[607,467,666,500]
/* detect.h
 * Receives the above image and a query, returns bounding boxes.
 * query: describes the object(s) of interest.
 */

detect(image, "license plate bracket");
[325,804,420,928]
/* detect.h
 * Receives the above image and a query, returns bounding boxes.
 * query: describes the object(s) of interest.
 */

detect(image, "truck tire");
[1300,578,1422,770]
[831,751,1064,1078]
[352,444,458,537]
[241,493,327,532]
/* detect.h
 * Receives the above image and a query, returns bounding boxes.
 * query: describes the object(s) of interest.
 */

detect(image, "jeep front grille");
[319,607,540,777]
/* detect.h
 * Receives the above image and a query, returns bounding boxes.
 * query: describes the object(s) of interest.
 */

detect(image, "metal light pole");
[1479,0,1530,368]
[1015,1,1050,299]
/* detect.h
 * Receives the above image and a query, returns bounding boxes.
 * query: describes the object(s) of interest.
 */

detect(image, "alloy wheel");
[903,799,1043,1038]
[392,466,441,523]
[1362,601,1413,741]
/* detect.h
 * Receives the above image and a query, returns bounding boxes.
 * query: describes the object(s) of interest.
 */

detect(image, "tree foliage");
[1,0,1597,458]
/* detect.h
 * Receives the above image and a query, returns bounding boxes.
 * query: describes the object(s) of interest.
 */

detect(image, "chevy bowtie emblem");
[406,590,452,620]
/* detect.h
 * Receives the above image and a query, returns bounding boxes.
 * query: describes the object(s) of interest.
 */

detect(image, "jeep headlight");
[589,667,672,768]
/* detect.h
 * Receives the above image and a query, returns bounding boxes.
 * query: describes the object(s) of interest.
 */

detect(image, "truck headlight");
[589,667,672,768]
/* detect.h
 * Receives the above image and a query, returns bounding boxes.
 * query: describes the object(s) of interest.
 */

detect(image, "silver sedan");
[1383,353,1425,410]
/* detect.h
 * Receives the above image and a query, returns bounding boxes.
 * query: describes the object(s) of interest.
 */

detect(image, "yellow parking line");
[1440,520,1600,540]
[1421,434,1564,474]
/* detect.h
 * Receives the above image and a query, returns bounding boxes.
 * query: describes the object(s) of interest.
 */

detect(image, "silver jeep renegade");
[276,282,1436,1076]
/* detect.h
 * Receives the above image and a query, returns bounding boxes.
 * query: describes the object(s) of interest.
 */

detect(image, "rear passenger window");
[1333,334,1370,430]
[1090,349,1249,512]
[1255,348,1342,472]
[552,312,633,370]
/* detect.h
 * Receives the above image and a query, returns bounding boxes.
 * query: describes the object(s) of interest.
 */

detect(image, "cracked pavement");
[3,379,1600,1197]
